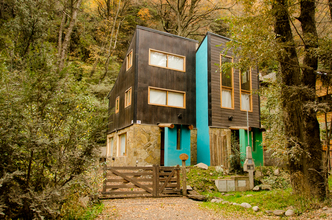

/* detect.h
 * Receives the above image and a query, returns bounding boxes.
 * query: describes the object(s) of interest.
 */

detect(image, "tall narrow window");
[220,55,233,108]
[126,50,133,71]
[240,68,252,111]
[148,87,185,108]
[118,133,127,157]
[149,49,185,72]
[177,128,181,150]
[115,96,120,113]
[125,87,132,108]
[108,137,114,157]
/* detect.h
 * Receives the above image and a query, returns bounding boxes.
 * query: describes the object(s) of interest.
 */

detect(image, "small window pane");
[241,93,250,111]
[150,51,167,67]
[150,89,167,105]
[168,91,184,107]
[221,56,232,87]
[119,134,126,156]
[241,69,250,91]
[109,137,114,157]
[168,55,184,71]
[222,90,232,108]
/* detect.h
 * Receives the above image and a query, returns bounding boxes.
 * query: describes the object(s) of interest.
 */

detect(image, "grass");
[64,201,104,220]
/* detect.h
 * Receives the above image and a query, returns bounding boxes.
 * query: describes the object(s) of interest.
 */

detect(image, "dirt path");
[96,197,224,220]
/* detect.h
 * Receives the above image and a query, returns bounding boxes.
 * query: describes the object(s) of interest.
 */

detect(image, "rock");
[252,206,259,212]
[274,168,280,176]
[265,210,273,214]
[222,201,230,204]
[233,202,239,206]
[273,210,285,216]
[285,209,295,216]
[322,206,328,211]
[187,185,193,191]
[261,184,272,191]
[211,199,222,203]
[246,194,253,197]
[79,196,89,208]
[187,194,207,201]
[240,203,252,208]
[253,186,260,191]
[255,170,263,178]
[210,172,213,176]
[215,166,224,173]
[195,163,208,170]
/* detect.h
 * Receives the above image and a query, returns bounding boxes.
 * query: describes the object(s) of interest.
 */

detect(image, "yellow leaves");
[138,8,151,21]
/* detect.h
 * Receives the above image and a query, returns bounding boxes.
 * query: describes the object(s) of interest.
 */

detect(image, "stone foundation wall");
[106,124,161,166]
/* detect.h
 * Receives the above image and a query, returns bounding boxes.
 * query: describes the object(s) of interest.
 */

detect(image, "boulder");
[273,210,285,216]
[261,184,272,191]
[187,194,207,201]
[274,168,280,176]
[222,201,230,204]
[252,206,259,212]
[253,186,260,191]
[186,185,193,191]
[240,203,252,209]
[285,209,295,216]
[211,199,223,203]
[194,163,208,170]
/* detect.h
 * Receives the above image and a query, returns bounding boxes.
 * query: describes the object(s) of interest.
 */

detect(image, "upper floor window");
[126,50,133,71]
[240,68,252,111]
[148,87,185,108]
[115,96,120,114]
[125,87,132,108]
[220,55,233,109]
[149,49,185,72]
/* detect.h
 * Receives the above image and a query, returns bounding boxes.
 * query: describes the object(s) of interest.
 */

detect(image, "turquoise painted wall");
[164,125,191,166]
[239,129,263,167]
[195,36,211,166]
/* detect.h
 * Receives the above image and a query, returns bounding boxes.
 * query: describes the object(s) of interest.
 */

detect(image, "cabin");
[106,26,198,167]
[106,26,264,168]
[196,32,264,167]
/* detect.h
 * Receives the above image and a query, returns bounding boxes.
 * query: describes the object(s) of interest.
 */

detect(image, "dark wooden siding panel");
[108,32,137,133]
[136,29,196,126]
[209,34,260,128]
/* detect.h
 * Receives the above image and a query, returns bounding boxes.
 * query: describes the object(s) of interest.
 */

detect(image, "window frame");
[117,132,127,157]
[125,87,132,108]
[107,136,114,157]
[115,96,120,114]
[220,55,234,109]
[148,86,186,109]
[126,50,133,71]
[149,49,186,72]
[240,67,253,112]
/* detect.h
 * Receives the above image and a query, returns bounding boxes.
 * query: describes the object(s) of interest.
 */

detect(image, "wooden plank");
[159,169,175,193]
[105,179,153,183]
[109,172,154,176]
[107,166,154,170]
[109,169,153,193]
[102,191,151,195]
[105,184,153,189]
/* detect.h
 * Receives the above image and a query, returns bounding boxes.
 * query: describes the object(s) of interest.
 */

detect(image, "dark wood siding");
[108,32,137,133]
[209,33,260,128]
[136,28,197,126]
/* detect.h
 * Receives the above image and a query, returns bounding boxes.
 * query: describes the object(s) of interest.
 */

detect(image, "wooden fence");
[101,165,181,199]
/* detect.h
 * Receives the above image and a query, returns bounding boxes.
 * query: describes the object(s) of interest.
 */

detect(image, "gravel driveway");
[96,197,223,220]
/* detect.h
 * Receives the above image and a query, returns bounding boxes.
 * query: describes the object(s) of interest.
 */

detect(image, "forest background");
[0,0,332,219]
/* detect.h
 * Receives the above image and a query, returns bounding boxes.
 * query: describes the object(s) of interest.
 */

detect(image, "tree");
[227,0,332,199]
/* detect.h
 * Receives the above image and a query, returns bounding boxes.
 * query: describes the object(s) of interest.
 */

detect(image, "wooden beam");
[229,126,252,131]
[158,123,174,128]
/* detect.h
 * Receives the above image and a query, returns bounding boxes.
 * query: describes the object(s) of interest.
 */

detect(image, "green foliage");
[229,134,245,174]
[186,167,223,192]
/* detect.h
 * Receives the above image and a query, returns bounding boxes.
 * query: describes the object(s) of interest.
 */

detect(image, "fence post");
[179,154,188,196]
[102,163,107,194]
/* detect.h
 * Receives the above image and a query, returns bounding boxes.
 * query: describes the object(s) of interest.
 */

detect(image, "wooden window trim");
[148,86,186,109]
[177,128,181,150]
[126,50,133,71]
[115,96,120,114]
[107,135,114,157]
[149,49,186,72]
[220,54,234,109]
[125,87,132,108]
[240,68,253,112]
[117,132,127,157]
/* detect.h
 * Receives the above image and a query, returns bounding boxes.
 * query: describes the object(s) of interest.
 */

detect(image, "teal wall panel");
[196,36,211,166]
[164,125,191,166]
[239,129,263,167]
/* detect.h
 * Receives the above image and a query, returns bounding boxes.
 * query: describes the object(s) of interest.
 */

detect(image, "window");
[108,137,114,157]
[148,87,185,108]
[240,68,252,111]
[177,128,181,150]
[220,55,233,108]
[115,96,120,113]
[118,133,127,157]
[126,50,133,71]
[125,87,132,108]
[149,49,185,72]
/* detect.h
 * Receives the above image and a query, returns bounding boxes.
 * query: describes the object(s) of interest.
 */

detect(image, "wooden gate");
[101,165,181,198]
